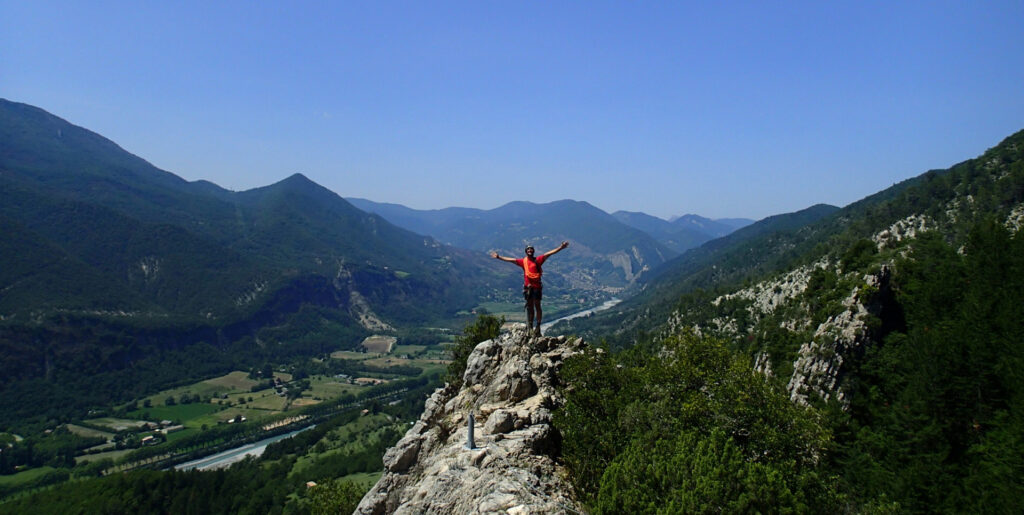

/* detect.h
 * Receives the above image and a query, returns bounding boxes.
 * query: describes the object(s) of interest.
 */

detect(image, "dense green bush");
[446,314,503,389]
[309,479,366,515]
[556,332,841,512]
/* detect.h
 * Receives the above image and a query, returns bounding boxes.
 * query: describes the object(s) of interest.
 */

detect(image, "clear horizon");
[3,1,1023,220]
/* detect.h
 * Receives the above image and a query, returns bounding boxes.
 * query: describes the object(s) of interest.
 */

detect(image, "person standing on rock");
[491,241,569,336]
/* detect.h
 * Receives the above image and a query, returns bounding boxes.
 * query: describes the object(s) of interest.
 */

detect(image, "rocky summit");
[356,325,585,515]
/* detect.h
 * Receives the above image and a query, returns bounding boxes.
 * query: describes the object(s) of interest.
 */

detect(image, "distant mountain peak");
[282,172,312,182]
[252,172,339,200]
[275,172,320,189]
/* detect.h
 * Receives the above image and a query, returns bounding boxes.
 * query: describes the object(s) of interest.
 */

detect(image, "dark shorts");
[523,285,542,302]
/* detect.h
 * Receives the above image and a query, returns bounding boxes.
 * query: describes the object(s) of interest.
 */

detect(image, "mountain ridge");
[611,209,751,253]
[0,99,503,427]
[0,99,500,324]
[347,197,680,295]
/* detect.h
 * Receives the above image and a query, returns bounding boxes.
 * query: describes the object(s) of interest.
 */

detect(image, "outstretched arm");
[490,251,518,263]
[543,241,569,258]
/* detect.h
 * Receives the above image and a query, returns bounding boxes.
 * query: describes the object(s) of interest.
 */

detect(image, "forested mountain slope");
[0,99,499,323]
[555,128,1024,512]
[0,99,500,428]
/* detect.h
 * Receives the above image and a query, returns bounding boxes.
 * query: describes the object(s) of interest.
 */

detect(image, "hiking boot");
[534,327,542,337]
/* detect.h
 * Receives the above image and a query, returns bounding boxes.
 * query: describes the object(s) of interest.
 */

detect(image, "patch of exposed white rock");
[786,202,1024,406]
[134,256,161,282]
[234,279,267,306]
[663,206,964,408]
[1006,203,1024,232]
[608,249,646,283]
[664,259,829,340]
[335,261,395,331]
[873,214,933,250]
[666,256,891,408]
[713,259,828,331]
[786,267,888,406]
[356,325,585,515]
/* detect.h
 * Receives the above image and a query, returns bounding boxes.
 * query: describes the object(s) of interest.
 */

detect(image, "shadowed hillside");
[0,99,502,428]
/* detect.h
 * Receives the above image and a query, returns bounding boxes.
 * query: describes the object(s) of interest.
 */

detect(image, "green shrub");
[309,479,367,515]
[446,314,503,389]
[556,331,841,512]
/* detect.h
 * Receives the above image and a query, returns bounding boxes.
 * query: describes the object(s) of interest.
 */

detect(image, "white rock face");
[1006,203,1024,232]
[787,268,888,406]
[355,325,585,515]
[666,259,829,339]
[665,254,892,409]
[873,214,932,250]
[348,290,395,332]
[608,250,640,283]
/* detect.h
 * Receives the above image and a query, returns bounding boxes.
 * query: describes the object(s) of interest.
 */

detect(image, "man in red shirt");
[491,241,569,336]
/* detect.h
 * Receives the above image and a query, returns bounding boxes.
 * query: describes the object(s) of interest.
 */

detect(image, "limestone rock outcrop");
[355,325,585,515]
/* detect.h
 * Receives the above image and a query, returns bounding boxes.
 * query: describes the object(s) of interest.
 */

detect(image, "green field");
[306,377,362,401]
[220,388,280,409]
[135,371,296,410]
[362,356,447,377]
[0,466,57,486]
[140,379,232,407]
[392,344,427,356]
[422,351,449,361]
[2,350,437,503]
[203,371,258,390]
[341,471,383,488]
[330,350,373,360]
[244,391,289,411]
[125,403,220,424]
[0,344,445,511]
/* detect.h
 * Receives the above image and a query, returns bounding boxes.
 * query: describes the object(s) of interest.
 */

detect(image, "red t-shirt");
[515,254,547,288]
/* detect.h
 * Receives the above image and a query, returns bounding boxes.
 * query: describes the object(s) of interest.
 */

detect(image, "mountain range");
[0,100,503,328]
[347,198,753,293]
[610,210,750,253]
[0,98,752,427]
[349,198,660,294]
[0,99,509,426]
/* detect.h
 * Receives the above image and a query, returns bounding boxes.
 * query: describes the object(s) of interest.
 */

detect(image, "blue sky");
[3,1,1023,220]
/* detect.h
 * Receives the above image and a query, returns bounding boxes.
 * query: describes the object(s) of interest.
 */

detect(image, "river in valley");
[541,297,621,332]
